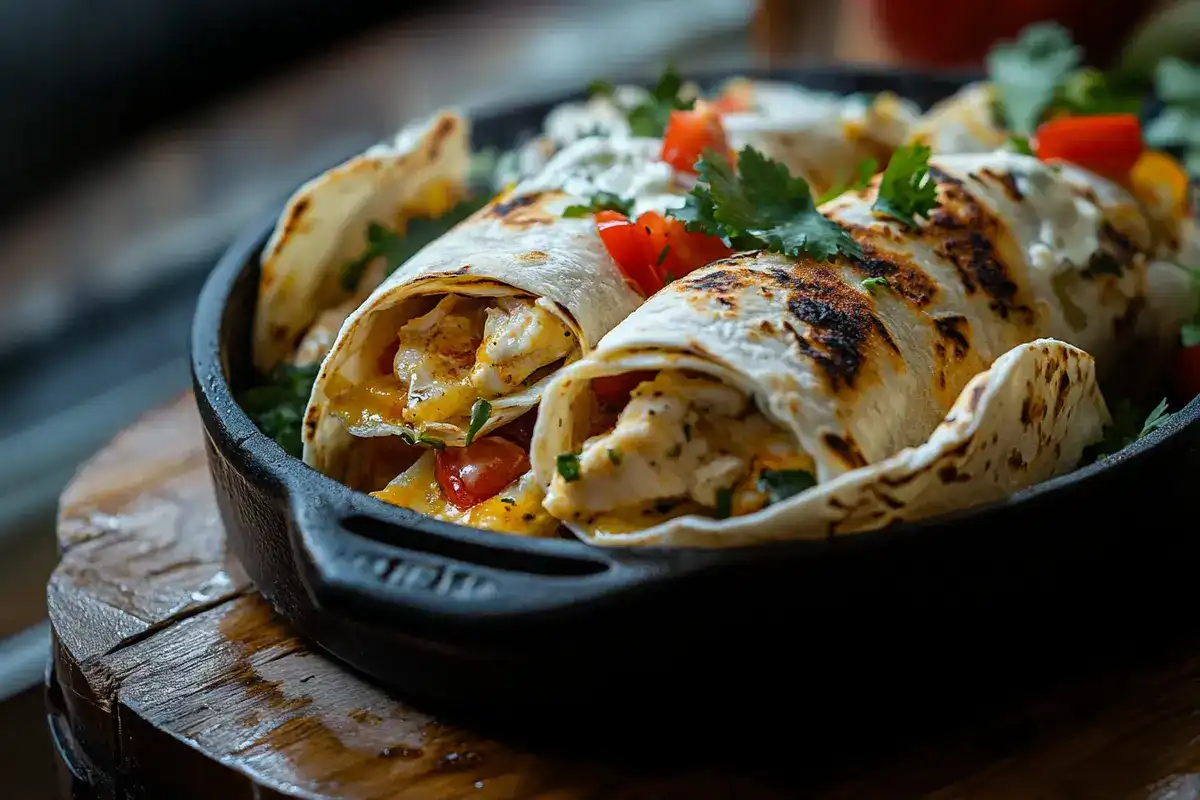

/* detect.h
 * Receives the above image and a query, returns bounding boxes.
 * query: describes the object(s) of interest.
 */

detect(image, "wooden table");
[45,396,1200,798]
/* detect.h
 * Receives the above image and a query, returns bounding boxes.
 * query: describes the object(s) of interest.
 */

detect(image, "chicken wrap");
[529,150,1181,545]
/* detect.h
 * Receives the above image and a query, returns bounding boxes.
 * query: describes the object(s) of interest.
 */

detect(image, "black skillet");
[192,67,1200,734]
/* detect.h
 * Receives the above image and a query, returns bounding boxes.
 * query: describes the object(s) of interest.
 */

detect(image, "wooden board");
[47,395,1200,798]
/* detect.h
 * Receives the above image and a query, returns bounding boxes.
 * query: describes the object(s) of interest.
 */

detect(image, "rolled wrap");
[302,134,692,482]
[530,150,1177,545]
[252,110,471,373]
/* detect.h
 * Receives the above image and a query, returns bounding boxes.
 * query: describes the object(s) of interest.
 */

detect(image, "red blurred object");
[1171,346,1200,408]
[661,107,729,174]
[1033,114,1144,179]
[862,0,1157,68]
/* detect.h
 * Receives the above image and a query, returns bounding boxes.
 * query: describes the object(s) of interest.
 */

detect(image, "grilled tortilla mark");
[428,115,457,160]
[850,242,939,307]
[778,267,900,391]
[1054,368,1071,417]
[932,315,971,359]
[926,167,1033,323]
[684,267,746,294]
[1021,395,1047,427]
[976,168,1023,202]
[489,192,559,228]
[822,432,868,469]
[1083,223,1141,279]
[281,197,311,238]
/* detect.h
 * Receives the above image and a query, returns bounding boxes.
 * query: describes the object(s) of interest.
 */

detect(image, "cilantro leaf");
[987,21,1081,135]
[465,398,491,446]
[860,276,889,294]
[816,157,877,205]
[562,191,635,218]
[1183,322,1200,348]
[237,363,321,458]
[756,469,817,505]
[670,146,862,262]
[1087,397,1172,461]
[1006,136,1034,156]
[556,453,582,482]
[872,143,940,228]
[1145,57,1200,177]
[626,65,694,137]
[340,195,489,292]
[1049,67,1146,117]
[714,487,734,519]
[587,78,614,98]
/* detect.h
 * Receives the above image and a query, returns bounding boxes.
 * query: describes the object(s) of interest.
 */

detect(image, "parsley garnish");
[237,363,321,458]
[340,196,488,292]
[816,157,877,205]
[756,469,817,506]
[626,65,694,137]
[872,143,940,228]
[465,398,491,446]
[1052,68,1144,117]
[714,487,734,519]
[1088,397,1172,460]
[1006,136,1034,156]
[587,79,614,98]
[556,453,582,482]
[562,191,635,218]
[1145,57,1200,177]
[860,276,889,294]
[986,21,1081,136]
[606,448,622,465]
[669,146,862,262]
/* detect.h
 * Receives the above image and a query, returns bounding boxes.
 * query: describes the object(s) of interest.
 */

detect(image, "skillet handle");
[288,488,661,642]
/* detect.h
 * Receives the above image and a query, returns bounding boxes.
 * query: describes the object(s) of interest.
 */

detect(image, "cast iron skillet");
[193,67,1200,722]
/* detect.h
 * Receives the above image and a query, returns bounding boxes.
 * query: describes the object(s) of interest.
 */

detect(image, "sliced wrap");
[302,134,692,483]
[253,110,471,373]
[530,150,1175,544]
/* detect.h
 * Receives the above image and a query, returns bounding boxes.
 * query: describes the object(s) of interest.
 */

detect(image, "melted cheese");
[543,370,816,530]
[327,294,577,433]
[372,451,558,536]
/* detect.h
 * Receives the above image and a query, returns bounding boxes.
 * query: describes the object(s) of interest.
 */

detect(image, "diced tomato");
[661,107,730,174]
[592,370,656,409]
[1171,345,1200,408]
[492,410,537,451]
[595,210,662,297]
[640,211,733,281]
[1033,114,1144,180]
[435,437,530,510]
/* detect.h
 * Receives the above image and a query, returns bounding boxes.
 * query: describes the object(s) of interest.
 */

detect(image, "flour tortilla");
[303,135,684,480]
[533,338,1107,547]
[252,110,470,373]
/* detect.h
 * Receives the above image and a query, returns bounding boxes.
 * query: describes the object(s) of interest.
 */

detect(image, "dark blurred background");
[1,0,1196,795]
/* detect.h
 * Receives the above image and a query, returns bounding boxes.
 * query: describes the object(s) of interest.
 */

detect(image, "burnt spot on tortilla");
[849,242,940,308]
[1022,395,1047,427]
[977,168,1023,202]
[822,432,868,469]
[283,198,311,236]
[1008,449,1027,470]
[428,115,457,160]
[925,167,1035,324]
[776,265,901,391]
[684,268,745,294]
[1055,369,1071,417]
[304,404,321,439]
[932,315,971,360]
[968,382,987,412]
[516,250,550,264]
[269,323,291,343]
[488,192,559,228]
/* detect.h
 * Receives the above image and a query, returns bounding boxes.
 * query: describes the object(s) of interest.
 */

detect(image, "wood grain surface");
[47,395,1200,798]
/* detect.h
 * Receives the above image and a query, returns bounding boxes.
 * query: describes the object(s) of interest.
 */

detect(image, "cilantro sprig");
[626,65,695,137]
[669,146,862,262]
[1088,398,1172,461]
[1145,57,1200,176]
[237,363,321,458]
[562,191,635,218]
[340,195,488,292]
[871,143,940,228]
[756,469,817,506]
[465,398,491,446]
[987,21,1082,136]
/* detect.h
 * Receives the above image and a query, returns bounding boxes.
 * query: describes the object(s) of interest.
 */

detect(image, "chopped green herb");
[1088,397,1172,460]
[986,21,1081,135]
[500,497,516,505]
[656,245,671,267]
[1182,322,1200,348]
[465,398,491,445]
[860,276,889,294]
[562,191,635,218]
[714,487,734,519]
[556,453,582,482]
[417,434,445,450]
[587,78,614,98]
[625,64,694,137]
[606,448,622,465]
[1050,67,1144,118]
[664,270,676,283]
[816,157,877,205]
[872,143,940,228]
[1006,136,1035,156]
[669,146,862,262]
[236,363,321,458]
[756,469,817,506]
[340,195,488,292]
